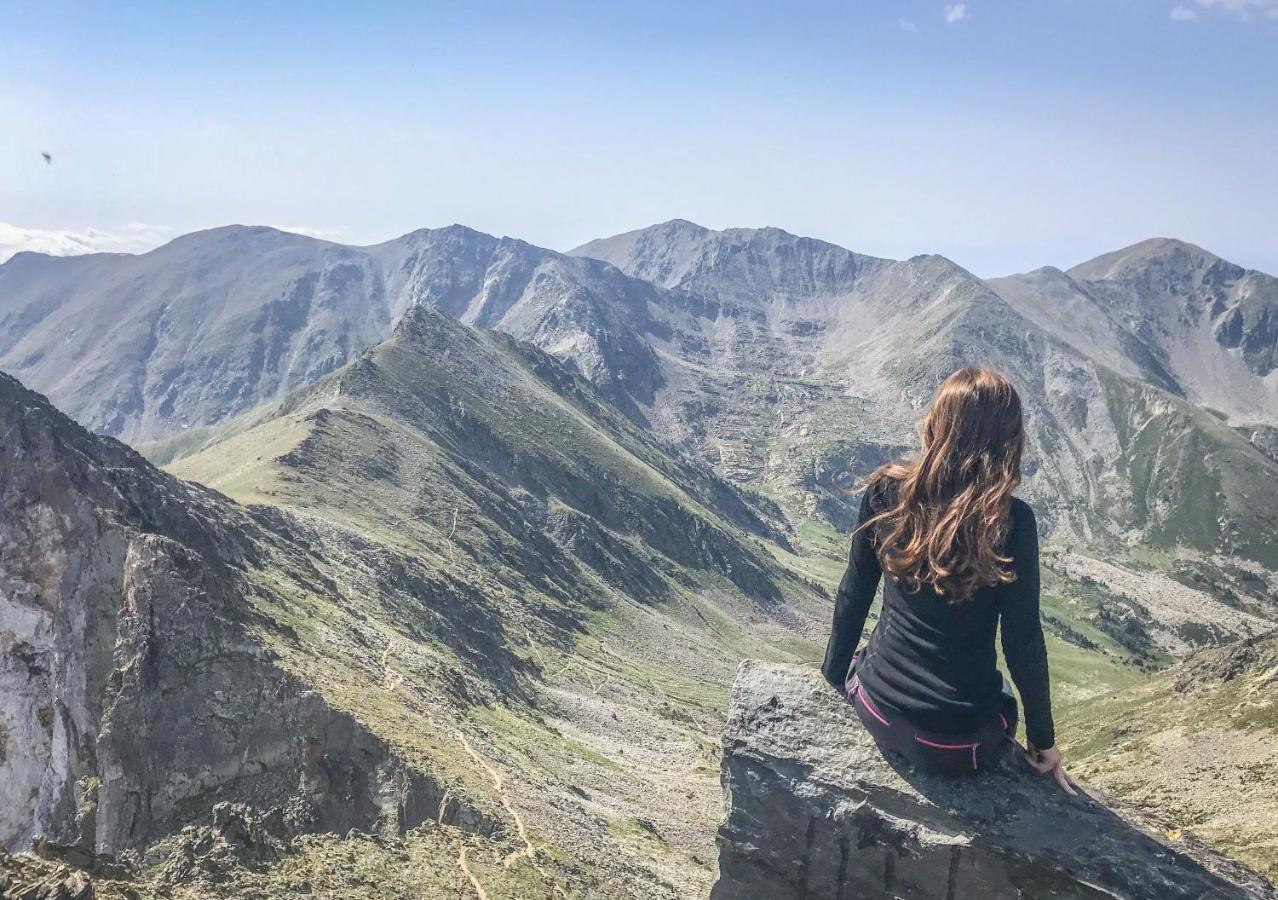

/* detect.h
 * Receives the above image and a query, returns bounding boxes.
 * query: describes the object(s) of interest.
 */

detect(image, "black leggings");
[845,660,1021,775]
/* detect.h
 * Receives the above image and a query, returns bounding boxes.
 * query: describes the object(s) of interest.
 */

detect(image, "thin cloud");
[0,222,174,264]
[1170,5,1199,19]
[944,3,968,23]
[899,17,919,32]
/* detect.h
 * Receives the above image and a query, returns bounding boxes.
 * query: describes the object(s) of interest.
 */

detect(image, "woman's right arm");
[999,502,1074,793]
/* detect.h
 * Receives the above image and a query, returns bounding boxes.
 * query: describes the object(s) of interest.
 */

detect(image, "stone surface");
[0,373,490,857]
[711,661,1278,900]
[0,849,95,900]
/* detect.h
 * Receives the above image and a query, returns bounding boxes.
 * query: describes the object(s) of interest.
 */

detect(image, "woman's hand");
[1026,743,1078,795]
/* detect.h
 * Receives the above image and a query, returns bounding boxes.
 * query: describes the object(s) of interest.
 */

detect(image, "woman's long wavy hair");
[859,367,1025,601]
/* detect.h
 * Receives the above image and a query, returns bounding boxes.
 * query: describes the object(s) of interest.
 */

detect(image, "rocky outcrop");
[712,662,1278,900]
[0,373,491,858]
[0,849,95,900]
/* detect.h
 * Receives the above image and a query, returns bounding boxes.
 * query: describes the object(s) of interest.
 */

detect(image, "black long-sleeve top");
[821,480,1056,749]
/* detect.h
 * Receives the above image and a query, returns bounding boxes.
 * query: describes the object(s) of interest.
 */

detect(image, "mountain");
[992,238,1278,426]
[1,305,828,898]
[365,226,664,420]
[7,220,1278,663]
[7,221,1276,582]
[5,219,1278,891]
[0,369,512,864]
[0,225,665,444]
[572,220,1052,504]
[158,305,832,897]
[0,228,390,443]
[571,223,1278,656]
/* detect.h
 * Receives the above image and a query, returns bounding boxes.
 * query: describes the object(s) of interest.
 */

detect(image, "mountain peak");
[409,222,491,241]
[567,219,707,259]
[570,220,885,294]
[388,298,473,341]
[1068,237,1226,282]
[151,224,343,259]
[654,217,710,233]
[365,222,500,252]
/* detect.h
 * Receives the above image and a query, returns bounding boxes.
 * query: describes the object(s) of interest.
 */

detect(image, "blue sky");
[2,0,1276,275]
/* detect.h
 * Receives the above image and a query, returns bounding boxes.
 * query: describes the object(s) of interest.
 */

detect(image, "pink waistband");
[851,676,892,728]
[913,735,979,750]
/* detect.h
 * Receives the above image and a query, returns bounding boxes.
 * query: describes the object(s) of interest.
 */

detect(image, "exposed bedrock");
[0,373,495,859]
[711,661,1278,900]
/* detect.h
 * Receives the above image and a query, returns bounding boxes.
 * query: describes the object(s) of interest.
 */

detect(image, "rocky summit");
[713,661,1278,900]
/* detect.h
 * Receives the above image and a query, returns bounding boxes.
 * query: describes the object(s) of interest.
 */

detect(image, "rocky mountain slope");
[7,218,1278,697]
[1,304,831,897]
[158,304,834,897]
[0,225,666,444]
[5,218,1278,892]
[365,227,665,421]
[0,228,390,443]
[0,370,502,864]
[571,222,1278,663]
[571,222,1278,567]
[991,238,1278,427]
[5,220,1276,582]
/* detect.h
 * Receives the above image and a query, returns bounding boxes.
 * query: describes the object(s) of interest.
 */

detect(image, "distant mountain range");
[5,220,1277,567]
[0,225,664,443]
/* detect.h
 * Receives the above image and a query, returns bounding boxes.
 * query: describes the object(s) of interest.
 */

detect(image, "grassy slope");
[1097,370,1278,569]
[159,309,828,899]
[1060,633,1278,881]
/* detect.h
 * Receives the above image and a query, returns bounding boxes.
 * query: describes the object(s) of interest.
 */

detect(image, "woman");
[822,367,1075,793]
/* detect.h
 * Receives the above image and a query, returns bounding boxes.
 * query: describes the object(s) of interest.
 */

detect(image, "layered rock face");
[712,662,1278,900]
[0,374,481,857]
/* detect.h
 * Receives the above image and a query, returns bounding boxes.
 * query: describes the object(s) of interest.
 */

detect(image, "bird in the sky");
[42,152,52,164]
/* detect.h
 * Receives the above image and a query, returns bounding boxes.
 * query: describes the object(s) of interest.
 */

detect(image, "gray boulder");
[711,661,1278,900]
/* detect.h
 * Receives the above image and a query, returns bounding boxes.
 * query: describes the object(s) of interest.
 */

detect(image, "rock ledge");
[710,661,1277,900]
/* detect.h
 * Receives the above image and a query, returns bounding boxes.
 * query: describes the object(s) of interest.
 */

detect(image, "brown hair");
[859,367,1024,600]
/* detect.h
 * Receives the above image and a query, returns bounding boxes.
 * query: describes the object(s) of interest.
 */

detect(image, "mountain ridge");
[1,297,830,897]
[6,218,1278,572]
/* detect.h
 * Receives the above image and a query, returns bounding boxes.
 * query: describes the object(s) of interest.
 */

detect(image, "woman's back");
[841,483,1053,750]
[821,367,1069,788]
